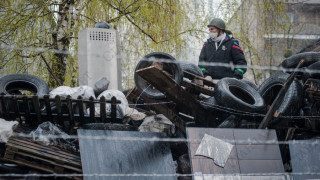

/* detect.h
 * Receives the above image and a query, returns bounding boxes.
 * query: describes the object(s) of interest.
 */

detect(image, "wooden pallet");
[3,137,82,180]
[0,94,122,133]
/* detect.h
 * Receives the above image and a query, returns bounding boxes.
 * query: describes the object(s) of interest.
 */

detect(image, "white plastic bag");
[50,86,95,99]
[0,118,18,143]
[94,89,128,118]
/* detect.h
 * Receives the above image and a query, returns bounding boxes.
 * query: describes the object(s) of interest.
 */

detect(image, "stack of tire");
[280,52,320,131]
[134,52,320,129]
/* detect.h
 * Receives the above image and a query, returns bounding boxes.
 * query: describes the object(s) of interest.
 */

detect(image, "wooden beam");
[136,66,217,126]
[126,87,187,134]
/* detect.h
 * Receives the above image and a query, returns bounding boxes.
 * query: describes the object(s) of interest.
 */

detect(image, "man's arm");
[231,40,247,79]
[199,43,209,76]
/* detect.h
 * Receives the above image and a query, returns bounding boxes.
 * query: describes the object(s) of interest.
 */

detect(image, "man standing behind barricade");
[199,18,247,80]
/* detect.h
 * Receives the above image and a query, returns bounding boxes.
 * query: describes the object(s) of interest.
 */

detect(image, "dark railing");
[0,94,121,133]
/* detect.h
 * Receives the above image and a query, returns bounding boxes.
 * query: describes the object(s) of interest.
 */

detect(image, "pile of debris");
[0,51,319,179]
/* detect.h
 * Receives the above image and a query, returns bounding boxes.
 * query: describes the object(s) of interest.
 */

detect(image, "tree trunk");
[49,0,77,87]
[49,54,67,87]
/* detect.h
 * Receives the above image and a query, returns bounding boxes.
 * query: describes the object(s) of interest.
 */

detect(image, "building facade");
[228,0,320,84]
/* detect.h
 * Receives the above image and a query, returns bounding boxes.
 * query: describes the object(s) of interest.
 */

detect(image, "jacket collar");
[207,34,231,44]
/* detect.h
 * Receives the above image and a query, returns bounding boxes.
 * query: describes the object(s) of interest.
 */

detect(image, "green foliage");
[284,49,293,58]
[220,0,293,84]
[0,0,206,89]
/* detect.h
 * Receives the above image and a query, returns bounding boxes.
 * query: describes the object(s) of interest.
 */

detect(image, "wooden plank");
[5,149,82,172]
[0,95,3,119]
[22,96,30,122]
[3,95,11,120]
[66,96,74,133]
[126,86,186,133]
[76,96,85,126]
[44,95,52,118]
[6,142,81,166]
[3,154,82,180]
[183,71,216,87]
[181,80,214,96]
[8,138,80,160]
[88,96,95,123]
[136,66,216,126]
[99,96,107,123]
[111,96,117,122]
[32,96,42,124]
[7,138,81,163]
[12,96,20,122]
[78,129,176,180]
[55,95,63,126]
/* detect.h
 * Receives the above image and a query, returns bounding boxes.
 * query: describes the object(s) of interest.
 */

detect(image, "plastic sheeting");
[139,114,175,136]
[125,107,146,121]
[0,118,18,143]
[195,134,234,167]
[29,121,78,152]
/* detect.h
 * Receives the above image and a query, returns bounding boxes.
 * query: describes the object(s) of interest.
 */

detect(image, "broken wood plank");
[181,80,214,96]
[136,66,217,126]
[183,71,216,87]
[126,87,186,133]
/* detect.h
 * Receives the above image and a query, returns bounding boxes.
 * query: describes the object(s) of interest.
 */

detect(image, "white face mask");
[209,32,218,39]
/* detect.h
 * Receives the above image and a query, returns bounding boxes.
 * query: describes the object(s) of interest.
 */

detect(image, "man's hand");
[204,76,213,81]
[233,70,243,79]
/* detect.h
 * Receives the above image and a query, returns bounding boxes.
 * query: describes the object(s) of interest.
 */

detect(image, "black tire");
[122,88,132,97]
[280,52,320,69]
[214,78,265,113]
[258,73,303,124]
[134,52,183,99]
[179,62,204,77]
[199,96,218,110]
[0,74,49,97]
[303,61,320,79]
[217,115,237,128]
[305,101,320,131]
[241,79,258,90]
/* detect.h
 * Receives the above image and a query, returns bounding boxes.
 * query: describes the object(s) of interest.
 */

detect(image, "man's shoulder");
[202,38,212,49]
[204,38,213,44]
